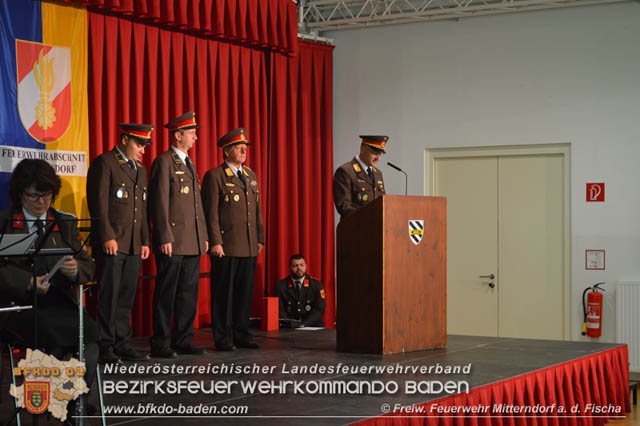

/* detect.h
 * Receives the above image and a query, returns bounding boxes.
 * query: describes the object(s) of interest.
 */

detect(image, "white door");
[434,152,565,340]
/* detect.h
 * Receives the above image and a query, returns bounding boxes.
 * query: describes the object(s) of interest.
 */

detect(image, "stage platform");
[1,329,630,425]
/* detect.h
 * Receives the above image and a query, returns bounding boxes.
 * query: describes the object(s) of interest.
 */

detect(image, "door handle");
[479,274,496,288]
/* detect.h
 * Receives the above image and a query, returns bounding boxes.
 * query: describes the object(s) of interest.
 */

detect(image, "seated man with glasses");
[0,159,99,394]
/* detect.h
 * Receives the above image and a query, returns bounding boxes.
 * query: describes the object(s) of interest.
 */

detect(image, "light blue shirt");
[225,162,243,177]
[22,208,47,234]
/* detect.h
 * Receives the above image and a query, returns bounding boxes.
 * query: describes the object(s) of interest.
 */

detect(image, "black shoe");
[235,341,260,349]
[172,344,207,355]
[215,342,236,351]
[99,347,121,364]
[151,347,178,358]
[115,347,150,361]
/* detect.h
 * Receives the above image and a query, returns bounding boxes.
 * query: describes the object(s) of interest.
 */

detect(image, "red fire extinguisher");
[582,282,605,338]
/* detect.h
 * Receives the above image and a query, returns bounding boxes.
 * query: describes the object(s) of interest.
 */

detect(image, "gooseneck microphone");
[387,162,408,196]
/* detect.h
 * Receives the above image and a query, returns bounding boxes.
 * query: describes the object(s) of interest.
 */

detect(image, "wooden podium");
[336,195,446,354]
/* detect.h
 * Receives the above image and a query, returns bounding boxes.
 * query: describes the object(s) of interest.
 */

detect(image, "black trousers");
[96,252,141,351]
[211,256,257,346]
[151,253,200,350]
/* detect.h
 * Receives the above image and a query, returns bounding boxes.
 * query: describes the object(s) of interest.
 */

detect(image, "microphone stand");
[387,162,408,196]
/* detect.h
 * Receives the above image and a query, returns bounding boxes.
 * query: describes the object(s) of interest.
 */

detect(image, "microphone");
[387,162,408,196]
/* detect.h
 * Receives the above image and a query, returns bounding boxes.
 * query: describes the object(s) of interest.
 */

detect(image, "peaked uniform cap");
[360,135,389,153]
[119,123,154,145]
[218,128,251,148]
[165,111,199,131]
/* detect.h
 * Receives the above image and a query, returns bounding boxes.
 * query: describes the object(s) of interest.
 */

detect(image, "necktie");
[34,218,45,239]
[367,167,375,184]
[128,160,138,179]
[185,157,195,177]
[237,169,246,186]
[296,281,302,290]
[33,219,48,275]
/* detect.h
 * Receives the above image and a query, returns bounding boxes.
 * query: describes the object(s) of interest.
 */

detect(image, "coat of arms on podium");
[409,220,424,245]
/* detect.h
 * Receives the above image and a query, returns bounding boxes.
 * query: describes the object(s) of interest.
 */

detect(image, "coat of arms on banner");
[24,382,50,414]
[409,220,424,245]
[16,39,72,143]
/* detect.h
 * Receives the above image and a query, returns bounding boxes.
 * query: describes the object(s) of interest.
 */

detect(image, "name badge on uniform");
[225,183,235,187]
[175,171,185,175]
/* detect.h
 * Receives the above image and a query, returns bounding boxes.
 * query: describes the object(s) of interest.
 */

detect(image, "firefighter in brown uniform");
[148,111,208,358]
[332,135,389,218]
[87,123,153,363]
[274,254,326,328]
[202,128,264,351]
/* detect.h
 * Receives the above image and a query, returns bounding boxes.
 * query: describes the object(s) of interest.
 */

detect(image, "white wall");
[328,4,640,342]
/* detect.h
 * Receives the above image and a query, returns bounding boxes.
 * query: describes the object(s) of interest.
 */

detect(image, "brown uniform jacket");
[0,208,94,328]
[148,149,208,255]
[332,158,385,218]
[86,148,150,255]
[275,275,326,327]
[202,163,264,258]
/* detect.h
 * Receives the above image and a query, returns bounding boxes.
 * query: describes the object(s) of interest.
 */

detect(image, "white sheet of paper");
[42,255,71,287]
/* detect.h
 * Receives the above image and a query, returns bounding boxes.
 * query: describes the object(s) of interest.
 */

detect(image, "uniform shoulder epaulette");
[224,167,234,177]
[169,150,182,164]
[113,150,126,164]
[352,162,362,173]
[309,275,321,282]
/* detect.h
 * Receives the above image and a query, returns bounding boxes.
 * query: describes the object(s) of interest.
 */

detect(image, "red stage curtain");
[87,12,335,335]
[63,0,298,54]
[352,345,630,426]
[267,41,335,327]
[268,40,336,327]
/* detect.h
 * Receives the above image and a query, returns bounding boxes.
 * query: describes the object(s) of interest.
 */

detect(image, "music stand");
[1,219,79,426]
